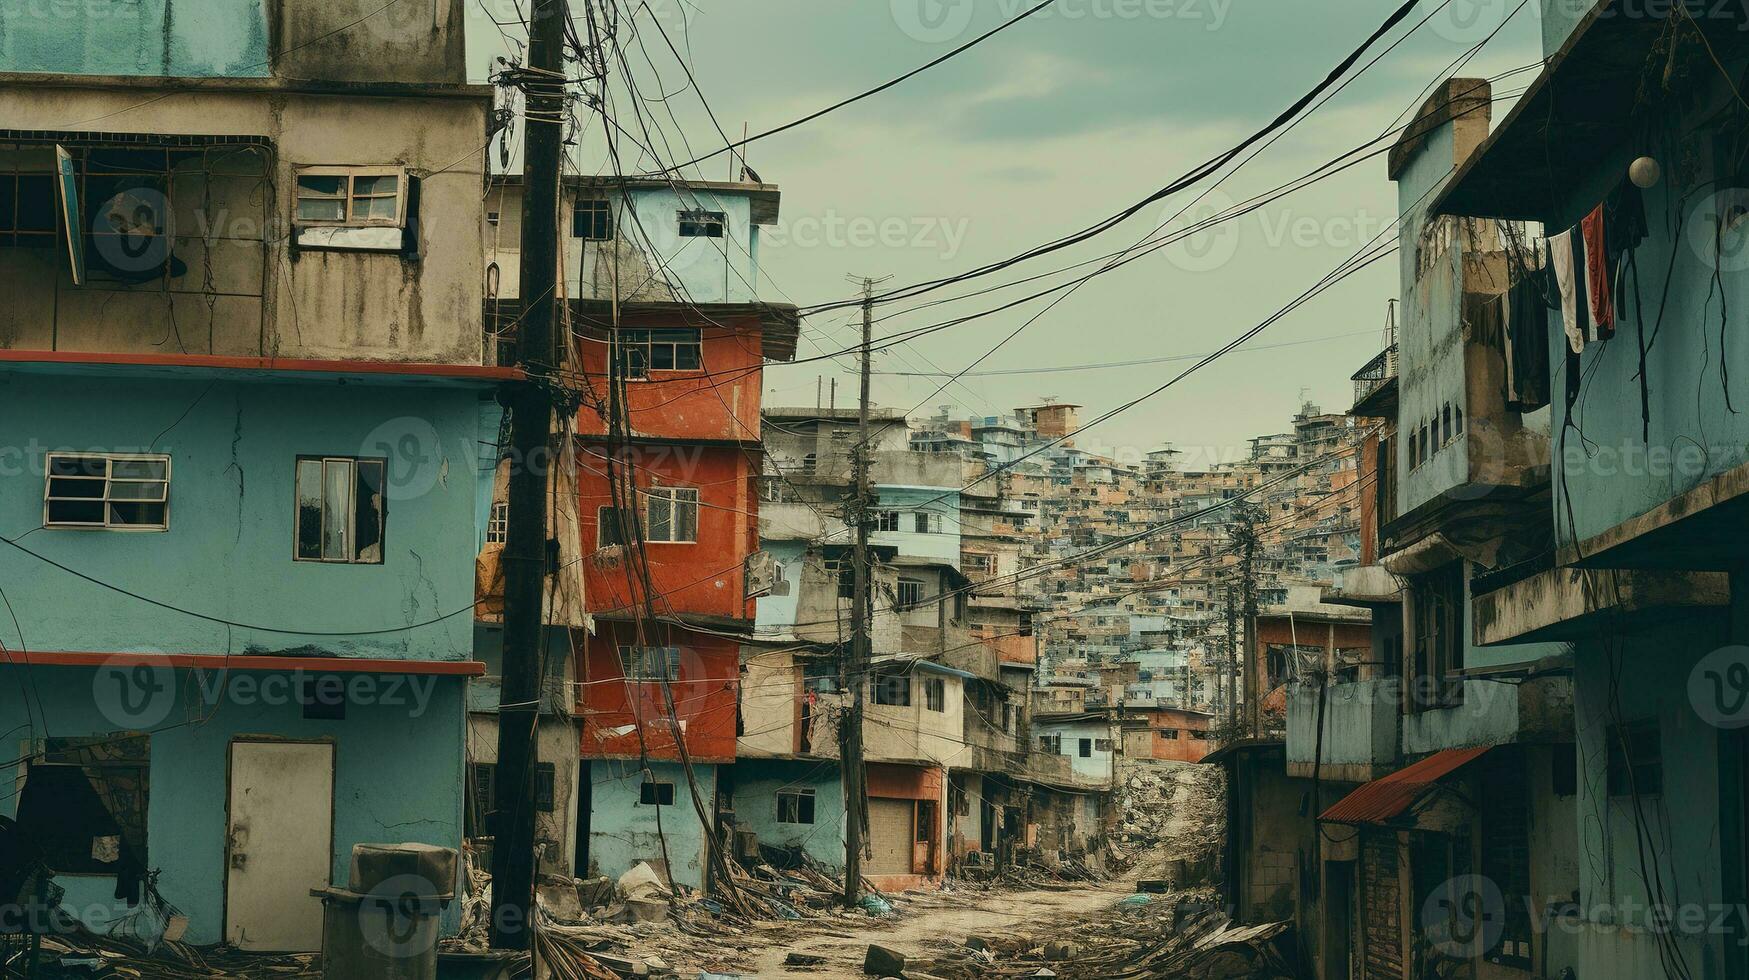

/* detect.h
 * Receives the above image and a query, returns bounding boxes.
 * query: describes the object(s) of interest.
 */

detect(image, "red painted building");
[1127,706,1216,763]
[572,301,799,766]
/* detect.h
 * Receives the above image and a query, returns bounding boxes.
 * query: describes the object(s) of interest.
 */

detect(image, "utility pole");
[840,275,882,907]
[492,0,565,950]
[1223,584,1237,736]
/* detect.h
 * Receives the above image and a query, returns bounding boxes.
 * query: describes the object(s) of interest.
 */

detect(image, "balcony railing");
[1350,344,1398,409]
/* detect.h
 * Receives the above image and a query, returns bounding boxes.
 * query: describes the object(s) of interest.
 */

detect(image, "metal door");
[225,740,334,951]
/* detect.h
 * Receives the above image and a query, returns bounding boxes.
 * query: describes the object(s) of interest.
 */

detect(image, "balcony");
[1285,678,1401,782]
[1350,344,1398,416]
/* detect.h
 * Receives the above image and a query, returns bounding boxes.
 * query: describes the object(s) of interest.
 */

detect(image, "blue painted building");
[1433,4,1749,978]
[0,0,492,952]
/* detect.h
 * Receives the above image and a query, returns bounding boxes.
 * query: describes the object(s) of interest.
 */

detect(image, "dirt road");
[740,881,1130,978]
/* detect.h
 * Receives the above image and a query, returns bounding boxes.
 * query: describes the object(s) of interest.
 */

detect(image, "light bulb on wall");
[1629,156,1662,189]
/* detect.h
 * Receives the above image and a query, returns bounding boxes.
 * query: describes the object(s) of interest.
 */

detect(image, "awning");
[1320,746,1490,824]
[1434,1,1749,223]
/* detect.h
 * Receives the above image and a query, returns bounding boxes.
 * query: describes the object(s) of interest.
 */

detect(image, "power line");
[640,0,1059,176]
[795,0,1428,316]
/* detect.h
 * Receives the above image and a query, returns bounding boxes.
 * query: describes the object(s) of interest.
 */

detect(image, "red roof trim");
[5,651,485,676]
[0,349,522,382]
[1320,746,1490,824]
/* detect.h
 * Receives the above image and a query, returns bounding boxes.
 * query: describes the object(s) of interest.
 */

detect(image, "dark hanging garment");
[1581,203,1615,341]
[1606,178,1651,441]
[1503,267,1552,411]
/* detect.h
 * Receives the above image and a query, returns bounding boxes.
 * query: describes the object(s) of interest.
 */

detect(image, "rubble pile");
[1112,761,1225,883]
[443,842,916,977]
[910,889,1305,980]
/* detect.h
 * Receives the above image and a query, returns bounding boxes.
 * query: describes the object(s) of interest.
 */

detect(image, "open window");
[574,198,613,240]
[677,209,725,238]
[924,677,945,712]
[777,789,815,825]
[596,505,628,549]
[294,457,386,564]
[639,780,675,806]
[873,674,911,707]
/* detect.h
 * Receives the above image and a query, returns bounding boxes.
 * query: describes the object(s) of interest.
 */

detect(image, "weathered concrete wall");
[586,759,715,890]
[0,372,480,659]
[0,665,466,943]
[468,623,579,876]
[0,0,469,83]
[276,0,468,85]
[1286,677,1400,780]
[487,183,770,305]
[1570,615,1734,980]
[733,758,845,870]
[465,713,579,876]
[865,668,963,766]
[1034,716,1115,785]
[0,0,271,77]
[1547,84,1749,551]
[737,647,801,758]
[0,82,488,365]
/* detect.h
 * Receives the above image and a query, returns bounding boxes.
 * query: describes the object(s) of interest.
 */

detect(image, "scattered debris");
[863,943,907,976]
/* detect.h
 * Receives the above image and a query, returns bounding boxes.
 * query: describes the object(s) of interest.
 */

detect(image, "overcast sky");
[465,0,1540,467]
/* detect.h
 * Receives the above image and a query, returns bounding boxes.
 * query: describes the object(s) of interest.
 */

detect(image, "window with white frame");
[294,457,386,564]
[677,209,725,238]
[486,501,508,544]
[620,645,681,681]
[44,453,170,530]
[294,167,407,227]
[573,198,613,240]
[913,511,942,534]
[645,487,699,543]
[872,510,900,532]
[613,328,702,379]
[776,789,815,824]
[896,578,925,610]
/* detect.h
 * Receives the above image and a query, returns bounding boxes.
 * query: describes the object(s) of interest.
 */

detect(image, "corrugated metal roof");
[1320,746,1490,824]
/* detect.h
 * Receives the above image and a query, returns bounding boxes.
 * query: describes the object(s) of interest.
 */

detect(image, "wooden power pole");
[840,276,881,907]
[492,0,565,949]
